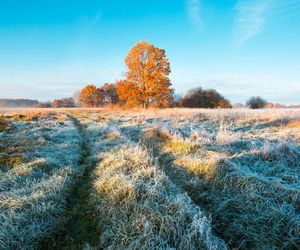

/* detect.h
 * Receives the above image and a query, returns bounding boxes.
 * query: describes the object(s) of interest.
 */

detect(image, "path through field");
[139,119,300,249]
[40,116,101,249]
[1,109,300,249]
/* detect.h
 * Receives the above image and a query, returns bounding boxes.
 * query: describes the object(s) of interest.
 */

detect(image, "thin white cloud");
[187,0,202,26]
[233,0,272,46]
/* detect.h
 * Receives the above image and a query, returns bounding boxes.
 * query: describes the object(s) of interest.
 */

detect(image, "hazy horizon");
[0,0,299,104]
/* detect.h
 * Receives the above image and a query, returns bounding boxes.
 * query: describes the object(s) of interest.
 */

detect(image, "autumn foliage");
[77,83,119,107]
[52,98,76,108]
[101,83,119,105]
[117,41,173,108]
[75,41,235,109]
[78,84,103,107]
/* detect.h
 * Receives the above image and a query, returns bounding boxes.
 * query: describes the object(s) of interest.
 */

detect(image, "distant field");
[1,108,300,249]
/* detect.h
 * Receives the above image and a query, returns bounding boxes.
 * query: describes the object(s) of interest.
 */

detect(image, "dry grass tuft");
[164,139,200,155]
[157,132,300,249]
[142,127,171,141]
[91,143,227,249]
[1,108,300,248]
[0,113,83,249]
[287,119,300,128]
[0,155,26,168]
[95,115,108,123]
[57,113,68,123]
[174,156,217,179]
[0,117,10,131]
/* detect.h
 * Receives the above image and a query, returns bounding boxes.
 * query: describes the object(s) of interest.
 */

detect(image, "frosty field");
[0,108,300,249]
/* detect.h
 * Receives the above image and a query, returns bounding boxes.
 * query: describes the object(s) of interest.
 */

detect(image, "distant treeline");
[0,98,76,108]
[1,41,299,109]
[1,95,299,109]
[0,99,39,108]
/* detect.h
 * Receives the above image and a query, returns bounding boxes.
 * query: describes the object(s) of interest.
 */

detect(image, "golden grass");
[287,119,300,128]
[174,156,217,179]
[91,144,227,249]
[95,115,108,122]
[0,117,10,131]
[57,113,68,123]
[1,107,300,127]
[14,159,48,176]
[0,155,26,167]
[1,108,299,249]
[163,139,200,155]
[94,176,135,204]
[103,130,122,141]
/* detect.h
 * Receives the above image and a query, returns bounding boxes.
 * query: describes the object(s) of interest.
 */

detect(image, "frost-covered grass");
[73,113,223,249]
[158,145,300,248]
[139,113,300,249]
[0,108,299,249]
[0,112,82,249]
[73,109,300,248]
[90,134,226,249]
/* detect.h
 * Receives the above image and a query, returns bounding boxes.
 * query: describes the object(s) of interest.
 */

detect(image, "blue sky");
[0,0,299,104]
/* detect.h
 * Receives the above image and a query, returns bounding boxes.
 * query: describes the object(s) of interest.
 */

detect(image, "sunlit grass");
[151,123,300,249]
[0,108,299,249]
[0,117,10,132]
[0,112,82,249]
[91,143,227,249]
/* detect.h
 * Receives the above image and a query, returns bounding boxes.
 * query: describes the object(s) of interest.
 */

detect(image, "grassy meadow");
[0,108,300,249]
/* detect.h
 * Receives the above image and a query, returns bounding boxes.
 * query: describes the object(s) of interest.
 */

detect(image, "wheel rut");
[140,129,229,247]
[40,115,100,250]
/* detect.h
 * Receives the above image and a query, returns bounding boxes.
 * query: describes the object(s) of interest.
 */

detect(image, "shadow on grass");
[233,118,290,133]
[142,128,300,249]
[38,118,102,250]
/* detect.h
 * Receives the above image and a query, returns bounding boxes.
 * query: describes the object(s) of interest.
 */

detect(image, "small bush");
[246,96,267,109]
[179,87,232,109]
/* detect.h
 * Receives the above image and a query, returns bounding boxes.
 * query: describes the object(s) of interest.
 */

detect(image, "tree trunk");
[143,100,149,109]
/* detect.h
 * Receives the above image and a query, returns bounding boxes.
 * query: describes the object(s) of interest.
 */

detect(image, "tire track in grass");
[1,112,84,249]
[141,129,239,248]
[90,126,228,249]
[141,127,300,249]
[40,115,101,249]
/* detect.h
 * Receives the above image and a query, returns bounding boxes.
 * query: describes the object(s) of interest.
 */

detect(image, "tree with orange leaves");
[101,83,119,105]
[78,84,103,107]
[117,41,173,108]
